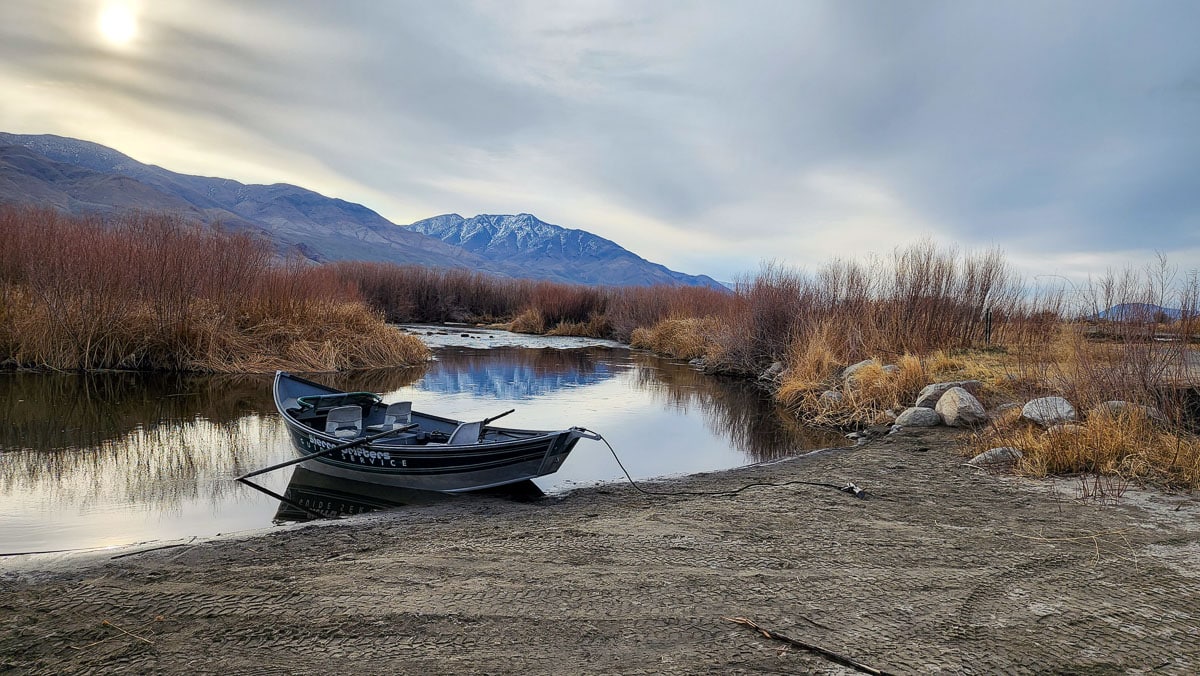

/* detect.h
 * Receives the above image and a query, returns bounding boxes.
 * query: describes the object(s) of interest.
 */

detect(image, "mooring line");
[578,428,869,499]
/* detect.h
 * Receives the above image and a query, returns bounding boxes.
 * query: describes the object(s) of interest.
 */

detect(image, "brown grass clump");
[629,317,721,360]
[779,353,933,427]
[545,314,611,338]
[971,409,1200,490]
[507,308,546,334]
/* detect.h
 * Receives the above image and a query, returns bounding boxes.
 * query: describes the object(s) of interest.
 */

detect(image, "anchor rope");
[577,428,868,499]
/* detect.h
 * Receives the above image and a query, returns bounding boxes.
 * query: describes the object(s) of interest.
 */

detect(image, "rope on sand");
[579,428,870,499]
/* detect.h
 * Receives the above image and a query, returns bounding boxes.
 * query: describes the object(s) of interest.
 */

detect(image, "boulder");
[1088,400,1163,421]
[841,359,878,382]
[895,407,943,427]
[1021,397,1077,427]
[967,447,1024,470]
[914,380,983,408]
[935,387,988,427]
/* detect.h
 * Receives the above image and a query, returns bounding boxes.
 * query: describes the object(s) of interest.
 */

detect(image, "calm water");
[0,327,842,555]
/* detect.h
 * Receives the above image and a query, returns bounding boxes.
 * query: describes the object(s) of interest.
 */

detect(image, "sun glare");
[97,2,138,47]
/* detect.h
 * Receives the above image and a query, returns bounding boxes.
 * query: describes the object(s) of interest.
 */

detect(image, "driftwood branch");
[725,616,896,676]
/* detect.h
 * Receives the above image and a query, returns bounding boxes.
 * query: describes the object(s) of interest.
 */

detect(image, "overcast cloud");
[1,0,1197,282]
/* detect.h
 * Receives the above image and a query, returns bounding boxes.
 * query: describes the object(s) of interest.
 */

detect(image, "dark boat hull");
[273,371,584,493]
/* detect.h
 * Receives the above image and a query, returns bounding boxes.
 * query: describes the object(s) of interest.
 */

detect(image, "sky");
[1,0,1197,284]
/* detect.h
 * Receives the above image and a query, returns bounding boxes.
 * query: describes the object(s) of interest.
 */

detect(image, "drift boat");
[273,371,594,493]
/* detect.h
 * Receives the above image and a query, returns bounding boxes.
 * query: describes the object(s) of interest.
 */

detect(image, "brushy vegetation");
[969,260,1200,490]
[5,204,1196,489]
[622,241,1199,490]
[0,207,428,372]
[330,261,732,341]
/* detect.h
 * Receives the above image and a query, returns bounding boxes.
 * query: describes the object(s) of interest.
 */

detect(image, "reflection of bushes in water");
[630,353,844,462]
[0,367,428,453]
[0,367,427,509]
[0,415,288,509]
[0,371,275,452]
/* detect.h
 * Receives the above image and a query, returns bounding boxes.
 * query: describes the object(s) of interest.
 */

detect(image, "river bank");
[3,426,1198,674]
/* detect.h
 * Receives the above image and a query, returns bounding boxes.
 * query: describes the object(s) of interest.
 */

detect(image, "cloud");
[1,0,1197,282]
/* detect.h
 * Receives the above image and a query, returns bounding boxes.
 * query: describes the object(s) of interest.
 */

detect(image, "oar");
[236,423,418,481]
[482,409,516,426]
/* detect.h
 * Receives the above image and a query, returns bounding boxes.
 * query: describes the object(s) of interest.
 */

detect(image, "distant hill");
[1096,303,1184,322]
[409,213,725,288]
[0,132,480,269]
[0,132,722,288]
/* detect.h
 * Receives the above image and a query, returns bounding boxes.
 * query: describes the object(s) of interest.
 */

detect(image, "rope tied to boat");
[576,428,869,499]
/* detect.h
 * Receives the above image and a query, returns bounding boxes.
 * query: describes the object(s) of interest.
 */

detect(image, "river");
[0,326,843,555]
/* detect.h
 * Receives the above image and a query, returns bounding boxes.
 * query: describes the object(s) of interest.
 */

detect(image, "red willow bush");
[330,260,735,341]
[0,207,427,371]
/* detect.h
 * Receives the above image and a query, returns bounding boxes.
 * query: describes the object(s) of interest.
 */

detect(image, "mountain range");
[0,132,722,288]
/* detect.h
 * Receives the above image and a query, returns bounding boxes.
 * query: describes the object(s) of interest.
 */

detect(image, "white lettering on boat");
[301,433,406,467]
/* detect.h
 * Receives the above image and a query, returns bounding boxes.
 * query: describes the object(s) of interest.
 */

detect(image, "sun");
[97,2,138,47]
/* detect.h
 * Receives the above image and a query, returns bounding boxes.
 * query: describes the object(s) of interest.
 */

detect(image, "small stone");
[895,407,943,427]
[760,361,785,381]
[819,390,844,404]
[992,402,1021,416]
[967,447,1024,470]
[1087,400,1163,421]
[841,359,877,382]
[1022,397,1077,427]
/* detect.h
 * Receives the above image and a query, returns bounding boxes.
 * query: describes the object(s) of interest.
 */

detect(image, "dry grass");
[959,260,1200,489]
[629,317,721,360]
[971,407,1200,490]
[545,314,611,338]
[507,308,546,334]
[778,353,932,426]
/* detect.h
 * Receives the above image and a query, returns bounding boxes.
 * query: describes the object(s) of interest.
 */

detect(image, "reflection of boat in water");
[273,371,596,493]
[274,467,544,522]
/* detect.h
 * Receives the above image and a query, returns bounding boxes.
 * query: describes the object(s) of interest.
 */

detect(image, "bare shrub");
[0,206,428,372]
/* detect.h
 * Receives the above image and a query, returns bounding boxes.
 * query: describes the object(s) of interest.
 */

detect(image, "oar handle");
[482,409,516,426]
[236,423,418,481]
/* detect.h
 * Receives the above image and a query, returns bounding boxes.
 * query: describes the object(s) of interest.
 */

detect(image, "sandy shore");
[3,427,1199,674]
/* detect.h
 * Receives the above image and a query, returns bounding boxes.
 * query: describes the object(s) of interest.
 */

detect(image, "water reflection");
[418,347,625,399]
[0,339,843,554]
[628,355,845,462]
[273,468,543,522]
[0,371,273,452]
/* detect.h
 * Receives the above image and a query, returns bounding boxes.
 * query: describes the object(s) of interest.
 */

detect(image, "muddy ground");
[2,427,1198,675]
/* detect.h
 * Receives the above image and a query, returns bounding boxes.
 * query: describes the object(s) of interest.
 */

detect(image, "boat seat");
[446,420,483,445]
[367,401,412,432]
[325,405,363,439]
